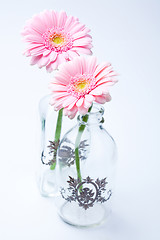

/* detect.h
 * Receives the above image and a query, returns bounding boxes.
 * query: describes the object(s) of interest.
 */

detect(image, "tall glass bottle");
[54,103,117,227]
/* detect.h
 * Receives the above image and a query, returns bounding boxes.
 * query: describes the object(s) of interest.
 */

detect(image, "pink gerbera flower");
[50,56,118,119]
[22,10,92,72]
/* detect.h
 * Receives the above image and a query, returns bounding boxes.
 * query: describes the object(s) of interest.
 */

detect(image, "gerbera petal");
[56,54,66,67]
[96,77,118,86]
[37,55,50,68]
[94,94,111,104]
[50,92,70,99]
[63,96,77,108]
[72,28,91,40]
[64,15,76,31]
[89,85,108,95]
[67,50,79,60]
[49,51,57,62]
[54,96,69,110]
[94,62,111,78]
[85,94,95,102]
[29,46,46,56]
[83,98,92,108]
[29,16,46,34]
[68,107,78,119]
[73,47,92,55]
[30,55,42,65]
[24,34,43,43]
[46,61,58,72]
[67,99,78,110]
[58,11,67,27]
[73,37,92,47]
[50,83,67,92]
[86,56,97,74]
[78,105,89,115]
[76,98,84,107]
[59,60,78,77]
[70,23,85,35]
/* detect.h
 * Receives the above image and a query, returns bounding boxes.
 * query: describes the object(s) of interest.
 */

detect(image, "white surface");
[0,0,160,239]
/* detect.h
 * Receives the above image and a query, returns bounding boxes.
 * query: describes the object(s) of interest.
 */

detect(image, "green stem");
[50,108,63,170]
[54,108,63,142]
[75,105,92,182]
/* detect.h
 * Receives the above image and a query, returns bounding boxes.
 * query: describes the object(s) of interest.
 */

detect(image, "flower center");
[42,28,73,53]
[68,74,96,98]
[52,35,64,45]
[76,81,89,90]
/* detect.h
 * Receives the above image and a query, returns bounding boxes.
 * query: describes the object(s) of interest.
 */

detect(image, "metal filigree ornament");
[58,139,89,167]
[60,176,112,210]
[41,140,60,165]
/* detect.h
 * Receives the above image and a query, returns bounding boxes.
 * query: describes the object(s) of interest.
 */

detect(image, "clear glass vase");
[54,103,117,227]
[36,95,76,197]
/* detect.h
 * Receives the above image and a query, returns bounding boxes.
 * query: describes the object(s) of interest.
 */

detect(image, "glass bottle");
[54,103,117,227]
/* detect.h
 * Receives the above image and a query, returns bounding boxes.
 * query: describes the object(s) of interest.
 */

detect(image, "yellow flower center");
[77,82,88,90]
[52,36,64,45]
[68,74,96,98]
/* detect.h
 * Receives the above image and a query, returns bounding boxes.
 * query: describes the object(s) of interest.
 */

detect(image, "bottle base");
[59,201,111,228]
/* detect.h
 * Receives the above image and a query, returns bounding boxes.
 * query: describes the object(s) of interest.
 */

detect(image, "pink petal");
[78,105,88,115]
[59,60,77,77]
[50,83,67,92]
[49,51,57,62]
[94,62,111,78]
[73,37,92,47]
[41,10,54,29]
[64,15,76,31]
[62,51,69,60]
[37,55,50,68]
[24,34,43,43]
[94,94,111,104]
[63,96,77,108]
[46,61,57,72]
[83,98,92,108]
[73,47,92,55]
[50,92,70,100]
[67,99,78,110]
[72,28,91,40]
[43,49,51,56]
[29,16,47,34]
[30,55,42,65]
[85,94,95,102]
[50,10,57,27]
[58,11,67,27]
[67,50,79,60]
[56,54,66,67]
[63,108,69,116]
[90,85,109,95]
[29,46,46,56]
[53,96,69,109]
[86,56,97,74]
[96,77,118,86]
[68,107,78,119]
[70,23,85,35]
[24,50,31,57]
[76,98,84,107]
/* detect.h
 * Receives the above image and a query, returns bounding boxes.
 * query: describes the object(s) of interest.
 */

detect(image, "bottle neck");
[77,103,104,126]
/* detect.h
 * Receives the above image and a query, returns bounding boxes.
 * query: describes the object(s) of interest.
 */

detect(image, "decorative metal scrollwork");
[41,140,60,165]
[60,176,112,210]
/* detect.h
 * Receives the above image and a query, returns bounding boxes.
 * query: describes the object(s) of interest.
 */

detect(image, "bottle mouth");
[77,102,104,125]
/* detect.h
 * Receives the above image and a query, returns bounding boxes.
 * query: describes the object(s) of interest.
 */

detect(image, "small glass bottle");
[54,103,117,227]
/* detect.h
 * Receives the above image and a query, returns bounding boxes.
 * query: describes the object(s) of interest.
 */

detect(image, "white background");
[0,0,160,239]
